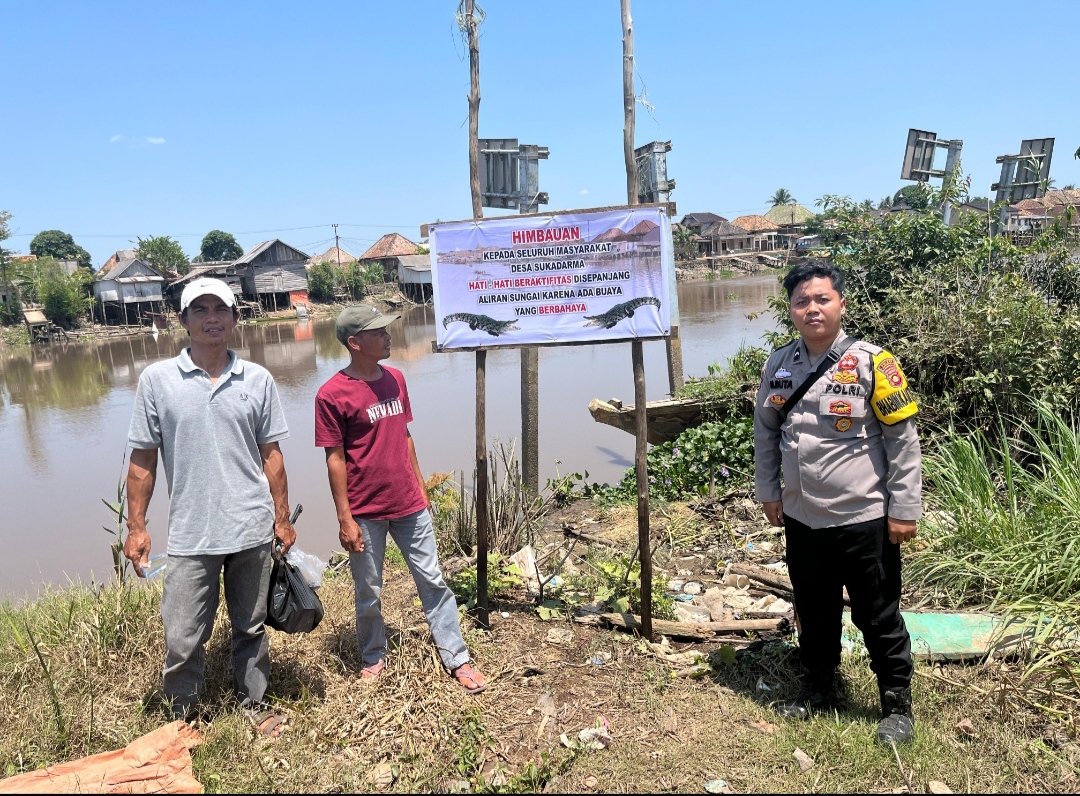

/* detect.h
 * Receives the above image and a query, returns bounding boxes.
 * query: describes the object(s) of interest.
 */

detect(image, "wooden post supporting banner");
[475,350,489,628]
[521,346,539,495]
[623,0,652,640]
[666,326,684,392]
[620,0,637,204]
[462,0,488,629]
[631,340,652,640]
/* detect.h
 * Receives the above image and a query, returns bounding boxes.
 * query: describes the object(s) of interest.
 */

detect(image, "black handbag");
[265,505,325,634]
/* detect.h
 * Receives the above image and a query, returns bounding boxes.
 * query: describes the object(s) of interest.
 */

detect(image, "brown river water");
[0,275,780,598]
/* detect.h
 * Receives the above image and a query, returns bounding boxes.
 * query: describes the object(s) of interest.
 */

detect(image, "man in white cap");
[124,277,296,734]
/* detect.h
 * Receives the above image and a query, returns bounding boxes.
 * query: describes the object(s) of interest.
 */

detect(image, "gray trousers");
[160,542,272,717]
[349,508,469,672]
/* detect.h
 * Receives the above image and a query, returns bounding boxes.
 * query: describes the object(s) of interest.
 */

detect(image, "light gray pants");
[349,508,469,672]
[160,542,272,718]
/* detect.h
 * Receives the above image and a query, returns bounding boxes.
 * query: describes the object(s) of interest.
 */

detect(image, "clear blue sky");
[2,0,1078,265]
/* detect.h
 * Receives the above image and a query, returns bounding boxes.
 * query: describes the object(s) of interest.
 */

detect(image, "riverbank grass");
[2,561,1074,793]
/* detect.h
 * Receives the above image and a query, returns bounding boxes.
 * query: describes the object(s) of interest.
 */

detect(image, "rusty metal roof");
[359,233,418,260]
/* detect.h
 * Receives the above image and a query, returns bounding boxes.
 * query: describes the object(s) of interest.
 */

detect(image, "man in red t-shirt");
[315,304,486,693]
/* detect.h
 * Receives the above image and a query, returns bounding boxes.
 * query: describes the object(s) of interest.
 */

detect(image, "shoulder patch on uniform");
[871,349,917,425]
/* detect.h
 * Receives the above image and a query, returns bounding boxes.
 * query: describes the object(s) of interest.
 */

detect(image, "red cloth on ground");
[315,367,427,520]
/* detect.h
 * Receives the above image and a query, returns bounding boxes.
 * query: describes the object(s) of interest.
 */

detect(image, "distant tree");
[878,196,893,210]
[30,229,92,269]
[136,235,189,275]
[768,188,794,207]
[16,256,92,328]
[893,184,931,210]
[307,261,337,302]
[0,210,19,324]
[673,225,698,261]
[859,199,875,211]
[1064,184,1077,191]
[342,261,384,300]
[199,230,244,262]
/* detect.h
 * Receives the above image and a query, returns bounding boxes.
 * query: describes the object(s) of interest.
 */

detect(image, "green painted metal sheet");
[842,611,1019,661]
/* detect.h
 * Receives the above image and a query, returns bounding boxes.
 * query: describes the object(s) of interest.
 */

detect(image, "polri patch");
[768,394,786,407]
[835,418,852,432]
[837,353,858,371]
[774,367,792,379]
[831,369,858,385]
[829,400,853,415]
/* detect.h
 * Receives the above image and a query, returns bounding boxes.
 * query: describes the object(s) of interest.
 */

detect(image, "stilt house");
[234,239,311,311]
[92,257,167,325]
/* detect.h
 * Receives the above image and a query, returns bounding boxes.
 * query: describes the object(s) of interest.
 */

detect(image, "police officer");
[754,261,921,745]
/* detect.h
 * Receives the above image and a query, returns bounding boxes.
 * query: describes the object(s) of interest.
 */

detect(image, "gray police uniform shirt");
[128,348,289,556]
[753,330,922,529]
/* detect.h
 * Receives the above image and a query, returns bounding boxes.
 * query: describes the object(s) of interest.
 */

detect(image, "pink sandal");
[361,660,386,681]
[452,663,487,694]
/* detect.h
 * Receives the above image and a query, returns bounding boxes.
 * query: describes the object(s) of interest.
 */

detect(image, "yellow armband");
[871,350,918,425]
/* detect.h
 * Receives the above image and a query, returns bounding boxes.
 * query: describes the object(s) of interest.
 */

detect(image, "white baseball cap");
[180,277,237,312]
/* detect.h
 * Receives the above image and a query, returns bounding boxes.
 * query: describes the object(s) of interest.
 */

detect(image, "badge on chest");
[819,395,866,418]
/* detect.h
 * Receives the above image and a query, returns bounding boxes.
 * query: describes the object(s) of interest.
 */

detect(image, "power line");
[5,221,418,239]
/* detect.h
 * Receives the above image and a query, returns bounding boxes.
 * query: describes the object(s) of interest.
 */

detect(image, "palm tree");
[768,188,794,207]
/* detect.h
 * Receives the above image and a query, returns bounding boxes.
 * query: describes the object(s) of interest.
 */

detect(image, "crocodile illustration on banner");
[582,297,661,329]
[442,313,520,336]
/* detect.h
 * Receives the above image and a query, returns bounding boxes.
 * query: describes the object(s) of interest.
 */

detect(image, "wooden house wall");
[242,262,309,295]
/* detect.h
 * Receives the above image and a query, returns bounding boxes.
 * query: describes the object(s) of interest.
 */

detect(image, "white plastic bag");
[285,547,327,589]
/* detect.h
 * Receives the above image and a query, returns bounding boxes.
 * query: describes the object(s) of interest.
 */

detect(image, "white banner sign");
[430,206,673,349]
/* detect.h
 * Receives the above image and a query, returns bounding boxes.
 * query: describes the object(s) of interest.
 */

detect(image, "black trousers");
[784,514,913,691]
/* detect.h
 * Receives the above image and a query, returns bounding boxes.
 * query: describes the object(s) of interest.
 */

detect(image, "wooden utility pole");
[466,0,483,221]
[621,0,637,205]
[464,0,489,629]
[622,0,652,642]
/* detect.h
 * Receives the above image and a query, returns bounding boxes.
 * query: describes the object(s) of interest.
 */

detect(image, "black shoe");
[775,674,836,720]
[876,686,915,745]
[775,690,833,720]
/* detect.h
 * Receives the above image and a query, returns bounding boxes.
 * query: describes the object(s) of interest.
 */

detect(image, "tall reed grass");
[911,402,1080,607]
[911,401,1080,716]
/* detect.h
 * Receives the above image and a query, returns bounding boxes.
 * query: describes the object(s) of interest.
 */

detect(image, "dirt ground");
[2,495,1078,793]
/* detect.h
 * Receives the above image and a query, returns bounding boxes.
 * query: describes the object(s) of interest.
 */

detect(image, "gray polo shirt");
[128,348,289,556]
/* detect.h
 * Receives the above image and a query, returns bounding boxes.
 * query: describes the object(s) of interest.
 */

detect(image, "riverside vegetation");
[3,182,1080,791]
